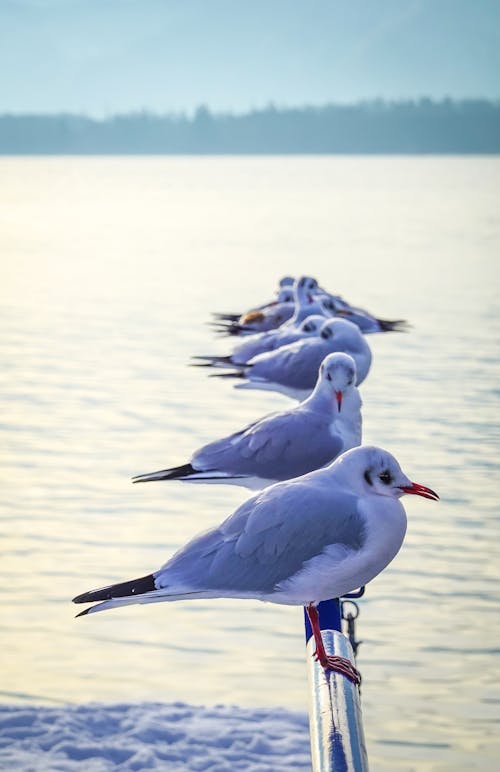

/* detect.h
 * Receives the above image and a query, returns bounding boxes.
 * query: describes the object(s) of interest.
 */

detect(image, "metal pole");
[304,600,369,772]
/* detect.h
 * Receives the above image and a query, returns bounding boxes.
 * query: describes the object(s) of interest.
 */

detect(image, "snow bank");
[0,702,311,771]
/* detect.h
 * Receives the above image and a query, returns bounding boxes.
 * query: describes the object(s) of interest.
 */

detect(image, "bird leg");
[306,604,361,685]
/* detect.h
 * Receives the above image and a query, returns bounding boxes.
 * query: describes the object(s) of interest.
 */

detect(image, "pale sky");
[1,0,499,115]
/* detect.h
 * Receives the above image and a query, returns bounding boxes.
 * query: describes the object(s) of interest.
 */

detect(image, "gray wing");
[249,339,327,389]
[232,329,283,363]
[156,478,365,593]
[239,303,294,332]
[340,310,380,333]
[273,328,303,347]
[192,408,344,480]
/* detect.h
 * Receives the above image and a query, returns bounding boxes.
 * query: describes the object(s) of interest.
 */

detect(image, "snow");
[0,702,311,771]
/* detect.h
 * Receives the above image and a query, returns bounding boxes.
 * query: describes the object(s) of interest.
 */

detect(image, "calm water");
[1,157,499,770]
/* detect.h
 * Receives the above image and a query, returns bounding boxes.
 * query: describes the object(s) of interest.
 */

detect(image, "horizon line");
[2,96,500,121]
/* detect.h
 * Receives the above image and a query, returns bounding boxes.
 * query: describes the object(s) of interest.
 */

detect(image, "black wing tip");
[209,322,253,336]
[211,313,241,322]
[191,355,232,364]
[209,370,246,379]
[189,356,233,368]
[377,318,410,332]
[72,590,94,604]
[72,573,156,605]
[132,463,195,483]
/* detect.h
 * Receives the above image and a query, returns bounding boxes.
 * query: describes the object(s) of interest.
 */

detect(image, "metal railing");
[304,598,369,772]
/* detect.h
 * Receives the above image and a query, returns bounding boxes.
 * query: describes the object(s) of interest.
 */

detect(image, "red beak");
[400,482,439,501]
[335,391,342,413]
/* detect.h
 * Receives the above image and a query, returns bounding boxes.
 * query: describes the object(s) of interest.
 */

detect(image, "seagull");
[213,276,326,337]
[193,314,327,368]
[335,308,408,333]
[213,276,297,323]
[211,318,372,401]
[317,296,408,334]
[133,353,362,489]
[73,445,439,683]
[213,277,407,335]
[284,276,328,326]
[211,287,295,333]
[212,277,296,325]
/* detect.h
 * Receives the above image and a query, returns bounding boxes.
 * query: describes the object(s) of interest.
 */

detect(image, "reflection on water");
[1,157,499,770]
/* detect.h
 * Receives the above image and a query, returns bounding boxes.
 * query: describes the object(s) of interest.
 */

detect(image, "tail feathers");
[75,598,147,616]
[190,355,233,368]
[209,322,255,336]
[377,318,409,332]
[75,586,253,616]
[132,463,196,484]
[75,592,164,616]
[132,464,244,483]
[73,573,156,608]
[211,312,241,322]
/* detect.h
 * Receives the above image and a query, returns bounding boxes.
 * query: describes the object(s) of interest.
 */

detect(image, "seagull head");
[277,288,294,304]
[298,314,326,336]
[317,352,357,413]
[335,446,439,501]
[319,317,363,348]
[295,275,319,305]
[317,296,340,316]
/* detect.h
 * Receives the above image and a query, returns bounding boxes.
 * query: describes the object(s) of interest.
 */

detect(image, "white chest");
[270,496,407,606]
[329,410,362,451]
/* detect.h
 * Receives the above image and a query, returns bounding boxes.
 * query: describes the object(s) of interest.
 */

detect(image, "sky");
[0,0,499,115]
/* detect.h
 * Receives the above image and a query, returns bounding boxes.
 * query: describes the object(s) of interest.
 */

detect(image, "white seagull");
[212,276,296,323]
[213,276,326,336]
[212,317,372,401]
[193,314,326,368]
[133,353,362,489]
[73,445,439,683]
[284,276,329,325]
[211,287,296,335]
[212,275,407,335]
[318,297,408,334]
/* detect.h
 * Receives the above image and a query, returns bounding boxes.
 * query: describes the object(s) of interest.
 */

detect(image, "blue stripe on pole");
[303,598,341,642]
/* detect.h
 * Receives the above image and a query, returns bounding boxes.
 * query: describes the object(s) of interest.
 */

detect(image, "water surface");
[1,156,499,770]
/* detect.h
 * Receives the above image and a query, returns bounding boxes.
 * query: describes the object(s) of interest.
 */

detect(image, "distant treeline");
[1,100,499,154]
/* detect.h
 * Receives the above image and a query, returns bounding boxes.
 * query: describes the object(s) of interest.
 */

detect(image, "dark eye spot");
[364,470,373,486]
[321,329,331,339]
[326,372,332,381]
[303,324,311,332]
[379,470,392,485]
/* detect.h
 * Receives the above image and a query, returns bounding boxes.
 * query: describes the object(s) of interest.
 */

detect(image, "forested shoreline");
[1,99,498,154]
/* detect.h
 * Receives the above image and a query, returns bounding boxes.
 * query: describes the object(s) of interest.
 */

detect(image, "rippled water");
[1,156,499,770]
